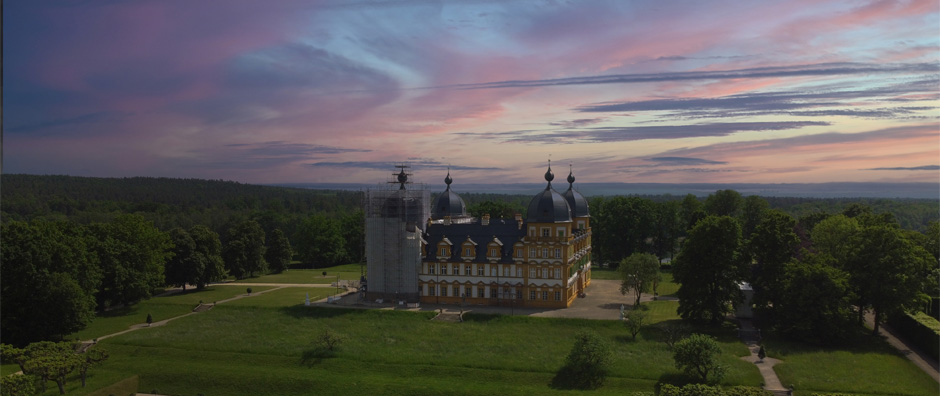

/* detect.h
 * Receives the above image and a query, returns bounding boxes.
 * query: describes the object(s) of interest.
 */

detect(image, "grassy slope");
[62,306,760,395]
[70,286,275,341]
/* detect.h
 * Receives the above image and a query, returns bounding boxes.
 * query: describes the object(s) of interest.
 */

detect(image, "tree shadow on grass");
[299,347,335,367]
[279,305,367,320]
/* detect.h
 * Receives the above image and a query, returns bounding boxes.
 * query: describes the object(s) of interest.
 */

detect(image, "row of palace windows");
[437,245,568,260]
[426,264,563,279]
[424,285,562,301]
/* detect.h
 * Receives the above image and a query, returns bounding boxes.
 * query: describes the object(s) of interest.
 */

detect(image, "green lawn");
[69,286,274,341]
[591,269,678,299]
[55,305,762,396]
[223,288,333,307]
[765,335,938,396]
[233,264,365,284]
[1,363,20,376]
[590,267,620,280]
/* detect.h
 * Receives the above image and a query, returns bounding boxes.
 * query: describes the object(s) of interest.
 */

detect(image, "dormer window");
[541,228,550,237]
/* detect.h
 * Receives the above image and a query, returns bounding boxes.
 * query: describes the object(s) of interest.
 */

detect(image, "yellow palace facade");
[418,164,592,308]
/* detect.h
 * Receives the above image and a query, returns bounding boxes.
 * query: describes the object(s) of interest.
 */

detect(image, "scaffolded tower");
[364,165,429,302]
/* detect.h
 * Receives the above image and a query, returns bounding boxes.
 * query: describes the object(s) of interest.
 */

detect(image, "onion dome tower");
[563,165,590,218]
[526,160,572,223]
[431,169,468,220]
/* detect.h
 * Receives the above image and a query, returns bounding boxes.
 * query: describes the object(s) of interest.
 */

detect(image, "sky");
[4,0,939,187]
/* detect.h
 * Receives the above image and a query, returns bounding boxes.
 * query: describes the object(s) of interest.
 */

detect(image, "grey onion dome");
[527,163,572,223]
[431,170,468,220]
[563,167,590,217]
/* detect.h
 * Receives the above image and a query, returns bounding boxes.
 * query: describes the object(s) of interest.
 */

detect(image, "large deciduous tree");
[847,224,933,334]
[265,228,293,273]
[1,221,99,346]
[224,220,267,278]
[91,214,173,307]
[190,225,227,289]
[165,227,199,289]
[619,253,661,307]
[591,197,655,267]
[741,195,770,238]
[774,254,854,343]
[704,189,743,218]
[674,216,747,324]
[748,210,800,323]
[295,214,347,268]
[651,201,682,262]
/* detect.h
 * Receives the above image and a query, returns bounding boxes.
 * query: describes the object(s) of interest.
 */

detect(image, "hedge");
[658,384,771,396]
[887,311,940,361]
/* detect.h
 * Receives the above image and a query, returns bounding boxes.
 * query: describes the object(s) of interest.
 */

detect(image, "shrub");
[552,330,612,390]
[672,333,725,383]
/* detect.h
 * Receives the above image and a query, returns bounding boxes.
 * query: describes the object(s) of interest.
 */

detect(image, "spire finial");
[544,159,554,184]
[567,164,575,185]
[444,167,453,187]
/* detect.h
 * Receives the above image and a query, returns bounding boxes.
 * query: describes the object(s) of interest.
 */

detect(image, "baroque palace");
[363,162,592,309]
[366,164,591,308]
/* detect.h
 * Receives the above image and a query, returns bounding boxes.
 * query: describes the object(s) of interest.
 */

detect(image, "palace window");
[477,265,485,276]
[453,265,459,275]
[554,268,561,279]
[542,248,549,257]
[465,265,471,275]
[542,268,548,278]
[557,229,565,237]
[530,290,537,300]
[429,285,436,296]
[555,291,561,301]
[515,248,523,258]
[465,247,473,256]
[428,264,435,274]
[529,268,536,278]
[516,267,523,277]
[529,247,536,257]
[490,248,498,257]
[441,286,448,297]
[478,286,485,298]
[491,267,497,276]
[490,288,498,298]
[440,247,448,256]
[503,267,510,277]
[554,248,561,258]
[441,265,447,275]
[542,228,550,237]
[542,291,549,300]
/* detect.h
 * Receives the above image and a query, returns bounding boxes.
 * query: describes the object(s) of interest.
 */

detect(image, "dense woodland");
[1,174,938,348]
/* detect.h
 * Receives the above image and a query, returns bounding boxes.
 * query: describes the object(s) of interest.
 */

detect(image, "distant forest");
[3,174,937,235]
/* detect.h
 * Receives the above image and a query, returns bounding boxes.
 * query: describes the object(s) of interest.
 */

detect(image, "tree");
[673,333,725,383]
[20,341,78,394]
[741,195,769,238]
[774,255,854,343]
[189,225,226,289]
[651,200,682,262]
[680,194,705,232]
[165,227,199,289]
[810,215,859,265]
[224,220,267,278]
[266,228,293,273]
[90,214,173,307]
[554,331,613,390]
[847,224,933,334]
[748,210,799,324]
[592,197,656,267]
[625,309,647,340]
[339,210,365,263]
[0,373,37,396]
[295,215,347,268]
[77,347,109,388]
[316,329,345,352]
[1,221,99,345]
[673,216,747,324]
[619,253,661,307]
[704,189,743,217]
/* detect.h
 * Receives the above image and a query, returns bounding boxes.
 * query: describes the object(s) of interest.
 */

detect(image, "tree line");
[0,213,358,347]
[648,191,940,344]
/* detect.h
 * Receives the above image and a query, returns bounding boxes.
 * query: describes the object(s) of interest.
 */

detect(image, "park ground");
[6,264,938,396]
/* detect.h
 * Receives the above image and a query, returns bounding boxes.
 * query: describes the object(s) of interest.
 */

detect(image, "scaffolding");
[363,165,429,302]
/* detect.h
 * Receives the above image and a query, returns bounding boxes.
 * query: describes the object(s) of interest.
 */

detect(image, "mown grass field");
[63,305,762,396]
[766,335,939,396]
[234,264,364,284]
[69,286,275,341]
